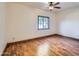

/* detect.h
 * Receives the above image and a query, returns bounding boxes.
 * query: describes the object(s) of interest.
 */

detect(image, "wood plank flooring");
[2,35,79,56]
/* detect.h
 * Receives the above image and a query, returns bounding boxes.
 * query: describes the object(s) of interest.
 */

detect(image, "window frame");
[38,16,50,30]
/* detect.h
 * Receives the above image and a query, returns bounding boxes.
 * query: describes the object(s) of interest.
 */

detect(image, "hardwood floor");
[2,35,79,56]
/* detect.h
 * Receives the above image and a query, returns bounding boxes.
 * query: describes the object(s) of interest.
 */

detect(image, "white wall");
[0,3,7,55]
[6,3,56,42]
[5,3,79,44]
[56,7,79,39]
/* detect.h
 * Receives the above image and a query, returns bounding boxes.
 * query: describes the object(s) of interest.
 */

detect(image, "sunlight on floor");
[36,43,49,56]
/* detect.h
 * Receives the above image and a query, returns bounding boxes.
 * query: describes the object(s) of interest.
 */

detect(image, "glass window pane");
[39,17,43,24]
[39,24,43,29]
[38,16,49,30]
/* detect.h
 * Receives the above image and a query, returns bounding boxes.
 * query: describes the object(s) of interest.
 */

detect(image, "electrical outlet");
[12,37,15,40]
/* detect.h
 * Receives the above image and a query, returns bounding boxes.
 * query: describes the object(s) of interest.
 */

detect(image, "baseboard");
[57,34,79,40]
[9,34,57,44]
[1,43,8,56]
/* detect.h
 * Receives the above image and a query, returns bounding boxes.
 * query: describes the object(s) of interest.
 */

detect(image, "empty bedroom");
[0,2,79,56]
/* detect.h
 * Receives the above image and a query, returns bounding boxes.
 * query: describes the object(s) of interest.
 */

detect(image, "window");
[38,16,49,30]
